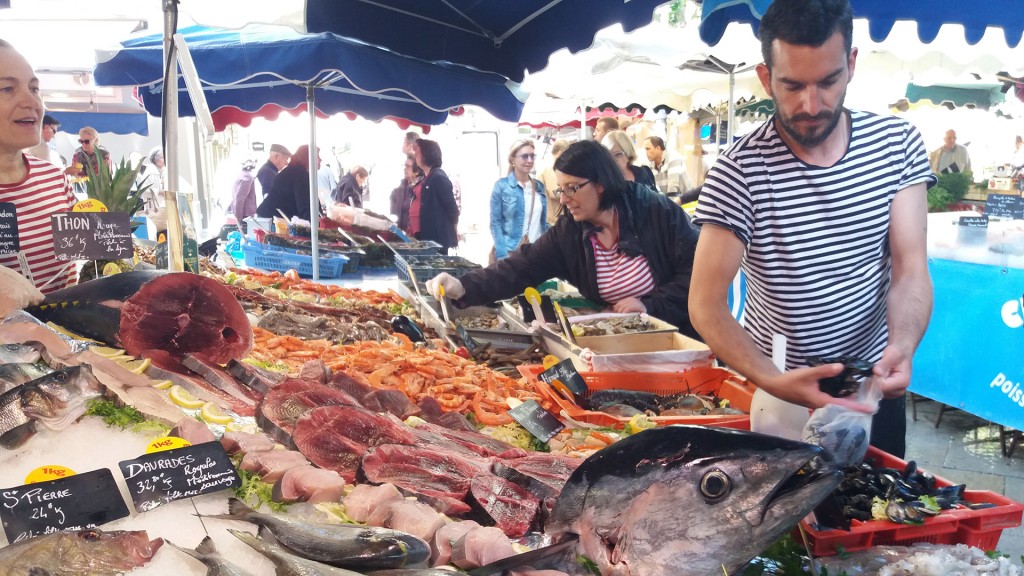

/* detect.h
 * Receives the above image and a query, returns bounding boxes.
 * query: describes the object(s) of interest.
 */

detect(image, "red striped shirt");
[590,235,655,303]
[0,155,77,293]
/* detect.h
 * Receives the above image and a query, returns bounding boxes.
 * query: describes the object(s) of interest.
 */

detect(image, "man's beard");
[773,90,846,148]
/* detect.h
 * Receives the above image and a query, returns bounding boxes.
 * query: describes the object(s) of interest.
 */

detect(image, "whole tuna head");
[0,528,163,574]
[545,425,842,576]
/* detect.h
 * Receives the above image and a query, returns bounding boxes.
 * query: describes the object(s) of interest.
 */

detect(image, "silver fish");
[229,528,367,576]
[166,536,256,576]
[207,499,430,570]
[0,363,52,393]
[0,342,43,365]
[0,365,104,448]
[539,425,842,576]
[0,528,162,576]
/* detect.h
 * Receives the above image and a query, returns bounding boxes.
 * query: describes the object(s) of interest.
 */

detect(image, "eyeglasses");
[517,153,536,160]
[78,139,93,144]
[554,180,590,198]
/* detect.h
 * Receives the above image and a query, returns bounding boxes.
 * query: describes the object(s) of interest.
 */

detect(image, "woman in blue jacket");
[490,139,547,260]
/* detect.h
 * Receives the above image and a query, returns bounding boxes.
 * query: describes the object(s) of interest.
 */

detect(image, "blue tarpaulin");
[48,111,149,136]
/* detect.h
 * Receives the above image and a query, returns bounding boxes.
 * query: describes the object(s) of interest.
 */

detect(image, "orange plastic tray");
[517,365,754,430]
[801,446,1024,556]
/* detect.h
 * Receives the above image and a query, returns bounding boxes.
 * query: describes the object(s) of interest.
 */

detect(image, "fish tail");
[256,525,281,545]
[195,535,219,556]
[164,539,202,561]
[197,498,255,522]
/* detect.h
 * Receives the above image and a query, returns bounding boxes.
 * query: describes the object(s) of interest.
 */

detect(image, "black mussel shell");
[808,355,875,398]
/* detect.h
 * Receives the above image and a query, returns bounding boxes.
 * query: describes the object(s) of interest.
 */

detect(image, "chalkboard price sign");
[987,194,1024,220]
[0,202,17,255]
[118,441,240,513]
[50,212,133,261]
[539,358,588,399]
[0,468,130,544]
[509,399,565,442]
[958,215,989,228]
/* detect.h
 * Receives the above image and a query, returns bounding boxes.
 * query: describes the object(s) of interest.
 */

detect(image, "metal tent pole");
[307,86,320,281]
[163,0,183,272]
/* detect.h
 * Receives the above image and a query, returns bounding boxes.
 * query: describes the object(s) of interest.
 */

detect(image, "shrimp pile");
[249,328,548,425]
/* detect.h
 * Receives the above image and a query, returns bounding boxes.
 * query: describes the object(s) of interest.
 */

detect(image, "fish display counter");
[910,212,1024,430]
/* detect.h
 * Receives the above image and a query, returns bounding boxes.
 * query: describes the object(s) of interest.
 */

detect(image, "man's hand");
[759,363,876,413]
[0,265,44,317]
[425,273,465,301]
[872,344,912,399]
[611,297,646,314]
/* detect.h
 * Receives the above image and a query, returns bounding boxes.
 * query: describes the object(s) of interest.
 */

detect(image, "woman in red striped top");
[426,140,702,339]
[0,40,76,310]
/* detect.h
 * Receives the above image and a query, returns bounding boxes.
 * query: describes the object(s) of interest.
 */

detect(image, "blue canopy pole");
[308,85,320,281]
[163,0,184,272]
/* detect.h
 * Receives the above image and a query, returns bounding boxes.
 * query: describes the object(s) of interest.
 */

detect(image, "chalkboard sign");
[455,323,479,355]
[50,212,133,261]
[509,399,565,442]
[987,194,1024,220]
[0,468,129,543]
[0,202,17,255]
[118,441,240,513]
[959,215,989,228]
[539,358,588,399]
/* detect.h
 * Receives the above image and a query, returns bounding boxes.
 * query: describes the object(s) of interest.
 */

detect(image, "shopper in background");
[592,117,618,142]
[255,144,318,221]
[65,126,111,178]
[24,114,59,166]
[601,130,656,191]
[690,0,933,457]
[928,129,971,174]
[0,39,76,293]
[427,140,700,338]
[390,154,422,231]
[332,165,369,208]
[230,159,258,225]
[490,139,547,261]
[135,147,165,214]
[644,136,692,195]
[256,143,291,196]
[402,131,420,156]
[412,139,459,254]
[540,139,570,226]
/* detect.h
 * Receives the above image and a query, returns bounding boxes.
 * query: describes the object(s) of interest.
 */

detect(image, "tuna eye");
[80,529,101,541]
[700,470,732,501]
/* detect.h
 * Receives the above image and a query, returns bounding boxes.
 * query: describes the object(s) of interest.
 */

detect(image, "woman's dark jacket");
[417,168,459,250]
[456,182,700,339]
[255,165,311,221]
[332,173,363,208]
[631,164,657,191]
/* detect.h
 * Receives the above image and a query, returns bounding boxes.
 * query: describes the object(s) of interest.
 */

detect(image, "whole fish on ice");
[0,364,103,448]
[0,528,162,576]
[0,342,43,364]
[230,528,369,576]
[0,362,51,393]
[166,536,256,576]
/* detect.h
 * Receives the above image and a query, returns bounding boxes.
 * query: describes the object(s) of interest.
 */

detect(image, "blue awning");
[48,111,149,136]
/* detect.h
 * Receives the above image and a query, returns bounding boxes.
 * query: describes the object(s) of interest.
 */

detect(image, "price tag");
[958,215,989,228]
[0,469,129,543]
[24,465,76,484]
[72,199,108,212]
[539,358,588,400]
[508,400,565,443]
[0,202,18,255]
[146,436,191,454]
[516,294,558,323]
[50,212,133,261]
[455,323,479,356]
[118,441,240,513]
[986,193,1024,220]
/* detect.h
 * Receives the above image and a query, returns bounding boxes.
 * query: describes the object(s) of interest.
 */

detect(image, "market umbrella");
[179,0,669,83]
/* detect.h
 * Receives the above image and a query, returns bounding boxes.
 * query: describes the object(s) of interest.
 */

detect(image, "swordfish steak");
[543,425,842,576]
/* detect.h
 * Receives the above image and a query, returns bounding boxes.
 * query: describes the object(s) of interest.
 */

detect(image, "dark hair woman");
[426,140,702,338]
[256,144,319,221]
[412,139,459,253]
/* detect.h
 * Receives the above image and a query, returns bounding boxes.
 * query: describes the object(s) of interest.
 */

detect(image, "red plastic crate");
[517,365,754,430]
[801,446,1024,556]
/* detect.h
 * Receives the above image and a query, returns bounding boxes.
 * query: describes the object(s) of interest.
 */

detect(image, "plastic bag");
[802,374,882,466]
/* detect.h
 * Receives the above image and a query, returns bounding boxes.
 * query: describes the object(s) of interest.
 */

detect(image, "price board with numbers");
[118,441,240,512]
[50,212,133,261]
[0,469,129,543]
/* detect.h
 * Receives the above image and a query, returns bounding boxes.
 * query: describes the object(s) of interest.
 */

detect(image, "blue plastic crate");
[243,241,348,278]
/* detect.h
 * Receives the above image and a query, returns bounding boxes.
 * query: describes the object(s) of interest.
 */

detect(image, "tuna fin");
[195,535,219,556]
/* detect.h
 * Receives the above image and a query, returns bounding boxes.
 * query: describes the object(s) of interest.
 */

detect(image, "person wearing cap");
[25,114,60,166]
[256,143,291,197]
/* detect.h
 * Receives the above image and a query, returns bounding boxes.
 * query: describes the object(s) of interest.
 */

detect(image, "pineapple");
[81,156,150,218]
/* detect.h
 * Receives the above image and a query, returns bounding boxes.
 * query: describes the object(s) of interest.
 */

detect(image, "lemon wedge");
[91,346,126,359]
[225,421,259,434]
[168,385,205,409]
[150,379,174,390]
[118,358,151,375]
[200,402,234,425]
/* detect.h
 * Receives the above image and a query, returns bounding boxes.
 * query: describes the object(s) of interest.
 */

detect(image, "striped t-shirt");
[590,235,656,303]
[0,155,77,294]
[694,110,934,369]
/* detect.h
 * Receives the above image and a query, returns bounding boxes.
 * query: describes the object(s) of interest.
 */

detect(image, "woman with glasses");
[389,154,423,231]
[601,130,656,191]
[489,139,547,261]
[65,126,111,178]
[427,140,701,339]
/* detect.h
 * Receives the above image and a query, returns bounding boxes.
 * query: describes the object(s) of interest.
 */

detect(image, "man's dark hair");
[42,115,60,129]
[415,139,443,169]
[759,0,853,70]
[554,140,627,211]
[645,136,666,150]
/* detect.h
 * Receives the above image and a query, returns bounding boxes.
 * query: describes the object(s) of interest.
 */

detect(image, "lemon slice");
[118,358,151,375]
[168,385,205,409]
[225,422,259,434]
[200,402,235,425]
[91,346,126,359]
[150,379,174,390]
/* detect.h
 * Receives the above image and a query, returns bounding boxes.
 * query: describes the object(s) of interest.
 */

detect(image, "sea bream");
[0,528,162,576]
[0,362,51,393]
[537,425,843,576]
[0,342,44,364]
[0,364,103,449]
[229,528,369,576]
[166,536,256,576]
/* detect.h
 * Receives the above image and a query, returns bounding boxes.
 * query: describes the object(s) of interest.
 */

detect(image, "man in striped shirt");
[689,0,934,457]
[0,40,76,297]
